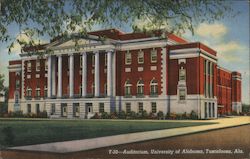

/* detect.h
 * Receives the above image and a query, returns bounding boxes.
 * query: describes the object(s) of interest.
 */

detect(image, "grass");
[0,118,215,147]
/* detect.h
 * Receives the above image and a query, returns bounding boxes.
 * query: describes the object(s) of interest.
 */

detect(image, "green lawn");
[0,119,215,147]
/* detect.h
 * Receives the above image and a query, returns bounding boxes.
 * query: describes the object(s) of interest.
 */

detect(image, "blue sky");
[0,1,249,104]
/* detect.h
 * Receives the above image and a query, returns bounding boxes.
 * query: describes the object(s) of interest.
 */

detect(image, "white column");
[51,56,56,96]
[210,62,213,97]
[82,52,87,97]
[69,54,74,98]
[57,55,62,98]
[107,50,113,96]
[47,56,52,98]
[206,60,209,98]
[94,51,100,97]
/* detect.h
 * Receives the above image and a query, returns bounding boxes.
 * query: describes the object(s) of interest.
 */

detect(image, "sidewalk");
[10,116,249,153]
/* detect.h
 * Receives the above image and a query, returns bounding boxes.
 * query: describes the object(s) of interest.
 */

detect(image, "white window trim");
[137,80,144,94]
[27,61,31,72]
[150,79,158,94]
[125,50,132,65]
[151,48,157,63]
[36,60,40,72]
[138,50,144,64]
[124,80,132,95]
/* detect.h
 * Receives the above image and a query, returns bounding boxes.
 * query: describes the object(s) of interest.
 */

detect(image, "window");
[209,102,211,117]
[137,79,144,95]
[138,50,144,64]
[45,59,48,71]
[150,79,158,95]
[26,87,32,97]
[99,103,104,113]
[125,50,132,65]
[15,80,20,89]
[124,79,132,96]
[73,103,79,117]
[126,103,131,113]
[151,48,157,63]
[179,89,186,101]
[35,87,41,97]
[14,91,19,104]
[138,102,143,113]
[27,61,31,72]
[44,86,47,97]
[151,102,157,113]
[51,103,56,115]
[212,103,215,117]
[36,104,40,114]
[27,104,31,113]
[36,60,40,71]
[179,67,186,81]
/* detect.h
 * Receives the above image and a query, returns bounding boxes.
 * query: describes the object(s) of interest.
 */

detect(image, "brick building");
[8,29,242,119]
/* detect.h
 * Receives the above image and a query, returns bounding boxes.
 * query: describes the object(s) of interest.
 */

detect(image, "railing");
[149,93,158,97]
[25,96,32,100]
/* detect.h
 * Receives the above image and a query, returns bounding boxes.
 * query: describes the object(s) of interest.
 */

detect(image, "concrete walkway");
[10,116,249,153]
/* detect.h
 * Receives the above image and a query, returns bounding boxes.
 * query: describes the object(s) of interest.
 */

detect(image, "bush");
[126,111,137,119]
[141,110,148,119]
[118,111,126,119]
[91,113,101,119]
[101,112,110,119]
[110,112,118,119]
[37,111,48,118]
[148,112,157,120]
[169,112,177,120]
[190,110,198,119]
[157,111,164,120]
[2,127,15,146]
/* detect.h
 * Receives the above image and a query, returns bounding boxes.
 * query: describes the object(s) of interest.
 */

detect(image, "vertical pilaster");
[107,50,113,96]
[47,56,52,98]
[82,52,87,97]
[51,56,56,96]
[57,55,62,98]
[94,51,100,97]
[69,54,74,98]
[206,60,209,98]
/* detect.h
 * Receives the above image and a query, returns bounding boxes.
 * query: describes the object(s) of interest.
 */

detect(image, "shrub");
[2,127,15,146]
[141,110,148,119]
[126,111,137,119]
[37,111,48,118]
[157,111,164,120]
[91,113,100,119]
[148,112,157,120]
[182,112,188,119]
[170,112,177,120]
[118,111,126,119]
[101,112,110,119]
[190,110,198,119]
[110,112,118,119]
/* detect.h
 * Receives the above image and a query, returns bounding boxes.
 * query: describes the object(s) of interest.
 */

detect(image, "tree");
[0,0,236,53]
[0,74,4,93]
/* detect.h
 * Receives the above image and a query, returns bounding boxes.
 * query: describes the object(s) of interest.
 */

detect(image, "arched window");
[124,79,132,96]
[150,79,158,95]
[35,87,41,97]
[137,79,144,95]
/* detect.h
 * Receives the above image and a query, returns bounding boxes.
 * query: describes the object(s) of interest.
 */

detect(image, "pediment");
[46,36,102,49]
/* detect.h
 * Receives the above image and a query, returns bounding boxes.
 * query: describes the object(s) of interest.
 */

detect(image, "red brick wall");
[217,68,232,114]
[117,48,162,96]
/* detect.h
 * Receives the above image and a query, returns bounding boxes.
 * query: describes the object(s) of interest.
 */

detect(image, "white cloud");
[215,41,247,62]
[196,23,228,39]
